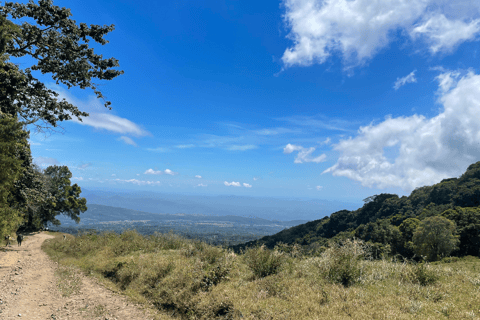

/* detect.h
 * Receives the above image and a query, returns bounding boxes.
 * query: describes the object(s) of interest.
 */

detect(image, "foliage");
[413,216,459,261]
[0,114,27,235]
[234,161,480,262]
[243,245,286,279]
[318,239,369,287]
[0,0,123,130]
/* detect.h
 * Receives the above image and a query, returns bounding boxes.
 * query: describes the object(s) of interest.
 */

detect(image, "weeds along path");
[0,232,157,320]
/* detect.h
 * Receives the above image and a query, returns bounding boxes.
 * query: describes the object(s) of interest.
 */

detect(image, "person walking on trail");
[5,235,12,246]
[17,234,24,246]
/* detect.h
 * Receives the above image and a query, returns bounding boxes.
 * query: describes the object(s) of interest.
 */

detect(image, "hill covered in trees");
[233,161,480,260]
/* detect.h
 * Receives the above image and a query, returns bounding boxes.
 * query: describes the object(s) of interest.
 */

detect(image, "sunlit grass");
[42,231,480,319]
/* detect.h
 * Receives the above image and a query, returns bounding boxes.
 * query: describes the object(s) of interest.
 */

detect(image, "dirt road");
[0,232,158,320]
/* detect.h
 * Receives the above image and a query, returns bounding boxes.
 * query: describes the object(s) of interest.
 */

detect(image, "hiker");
[5,235,11,246]
[17,234,24,246]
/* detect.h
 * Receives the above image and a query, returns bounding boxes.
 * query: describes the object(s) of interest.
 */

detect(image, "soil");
[0,232,159,320]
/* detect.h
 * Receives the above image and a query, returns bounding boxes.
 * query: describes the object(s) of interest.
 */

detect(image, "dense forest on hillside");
[233,162,480,260]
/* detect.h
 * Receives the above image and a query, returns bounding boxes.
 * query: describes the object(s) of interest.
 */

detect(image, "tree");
[0,114,27,235]
[413,216,459,261]
[1,0,123,131]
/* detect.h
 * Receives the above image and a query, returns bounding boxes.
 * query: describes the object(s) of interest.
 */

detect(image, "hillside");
[232,161,480,258]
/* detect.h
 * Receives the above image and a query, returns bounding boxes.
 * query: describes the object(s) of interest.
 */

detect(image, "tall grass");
[43,231,480,319]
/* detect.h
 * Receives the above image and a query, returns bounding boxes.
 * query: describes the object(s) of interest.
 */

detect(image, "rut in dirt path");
[0,232,159,320]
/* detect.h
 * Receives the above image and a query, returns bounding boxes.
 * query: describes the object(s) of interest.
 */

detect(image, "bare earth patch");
[0,232,158,319]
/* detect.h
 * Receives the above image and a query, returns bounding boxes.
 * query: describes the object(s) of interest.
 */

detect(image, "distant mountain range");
[80,189,361,222]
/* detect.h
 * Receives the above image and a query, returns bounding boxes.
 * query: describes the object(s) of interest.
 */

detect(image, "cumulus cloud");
[243,183,252,188]
[164,169,178,175]
[144,169,163,175]
[324,71,480,191]
[394,70,417,90]
[34,156,59,167]
[224,181,241,187]
[195,175,202,179]
[283,143,327,163]
[144,168,178,175]
[282,0,480,68]
[118,136,137,146]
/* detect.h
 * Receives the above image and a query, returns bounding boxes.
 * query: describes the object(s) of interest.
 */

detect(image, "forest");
[233,161,480,261]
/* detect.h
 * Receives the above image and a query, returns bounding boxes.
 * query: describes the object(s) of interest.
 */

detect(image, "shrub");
[318,238,369,287]
[243,245,285,279]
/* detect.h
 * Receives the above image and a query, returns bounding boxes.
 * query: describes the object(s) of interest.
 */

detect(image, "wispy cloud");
[324,70,480,191]
[118,136,137,146]
[146,147,170,153]
[196,183,207,187]
[176,144,195,149]
[394,70,417,90]
[276,115,353,132]
[34,156,59,167]
[282,0,480,68]
[226,145,258,151]
[77,163,92,170]
[316,186,323,190]
[112,178,161,186]
[195,175,202,179]
[72,177,84,181]
[283,144,327,163]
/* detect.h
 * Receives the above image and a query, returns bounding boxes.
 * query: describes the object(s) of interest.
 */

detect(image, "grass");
[42,230,480,319]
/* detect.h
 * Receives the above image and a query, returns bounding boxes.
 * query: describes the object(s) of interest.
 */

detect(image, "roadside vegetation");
[43,230,480,320]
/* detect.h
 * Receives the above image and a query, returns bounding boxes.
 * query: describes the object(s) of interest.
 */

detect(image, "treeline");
[232,162,480,261]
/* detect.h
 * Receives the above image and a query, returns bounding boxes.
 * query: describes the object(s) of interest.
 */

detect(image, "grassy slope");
[43,231,480,320]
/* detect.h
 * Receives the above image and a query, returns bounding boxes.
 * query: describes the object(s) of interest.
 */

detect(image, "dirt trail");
[0,232,158,320]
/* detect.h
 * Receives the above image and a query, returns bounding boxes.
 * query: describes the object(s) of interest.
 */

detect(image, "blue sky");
[19,0,480,203]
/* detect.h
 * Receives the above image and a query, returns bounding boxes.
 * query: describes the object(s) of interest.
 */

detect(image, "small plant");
[319,238,369,287]
[243,245,285,279]
[413,262,438,286]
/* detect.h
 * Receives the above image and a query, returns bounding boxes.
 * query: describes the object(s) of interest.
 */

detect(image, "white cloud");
[118,136,137,146]
[195,175,202,179]
[282,0,480,68]
[72,177,84,181]
[253,177,259,181]
[197,183,208,187]
[283,143,327,163]
[111,174,116,177]
[176,144,195,149]
[112,178,161,186]
[324,70,480,191]
[394,70,417,90]
[53,86,150,137]
[76,113,149,137]
[226,145,258,151]
[316,185,323,190]
[411,14,480,54]
[77,163,92,170]
[224,181,241,187]
[144,168,178,175]
[34,156,59,167]
[144,168,163,175]
[243,183,252,188]
[164,169,178,175]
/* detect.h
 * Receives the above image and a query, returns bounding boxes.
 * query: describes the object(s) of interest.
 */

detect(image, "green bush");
[319,239,369,287]
[243,245,285,279]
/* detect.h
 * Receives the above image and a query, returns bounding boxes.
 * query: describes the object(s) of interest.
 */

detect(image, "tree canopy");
[0,0,122,233]
[1,0,123,130]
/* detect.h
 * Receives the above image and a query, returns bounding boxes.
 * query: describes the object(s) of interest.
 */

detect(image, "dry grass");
[42,231,480,319]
